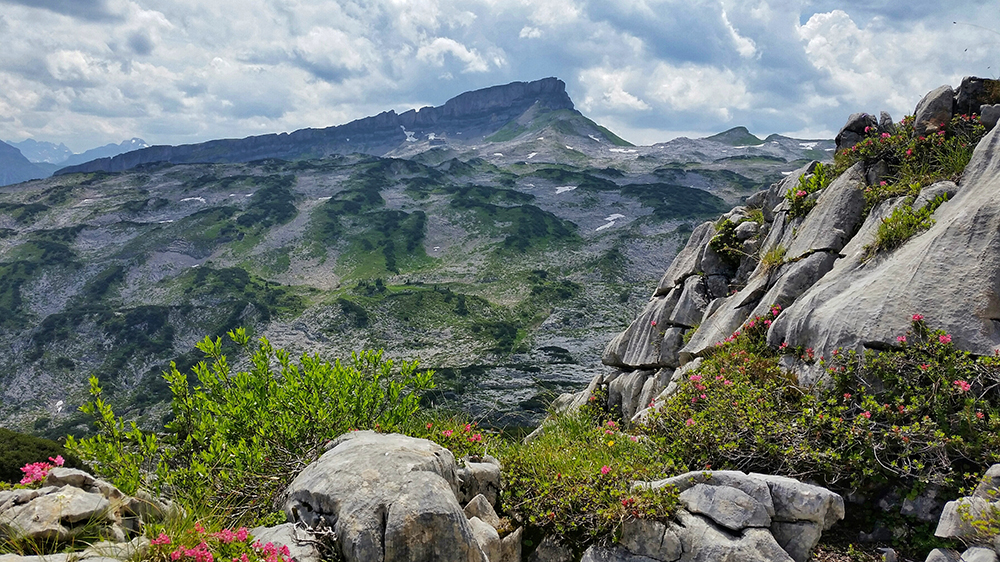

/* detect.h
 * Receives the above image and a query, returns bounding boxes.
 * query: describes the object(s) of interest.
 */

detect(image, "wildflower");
[843,393,852,399]
[939,334,952,344]
[194,523,206,534]
[881,133,891,139]
[861,411,871,419]
[906,149,913,157]
[605,429,614,435]
[779,342,789,350]
[629,435,639,442]
[978,412,986,419]
[152,533,172,546]
[796,190,807,197]
[912,313,923,322]
[442,430,453,437]
[723,380,733,386]
[919,364,929,370]
[880,180,887,186]
[607,440,614,447]
[685,418,695,426]
[953,380,971,392]
[763,319,772,327]
[426,422,433,429]
[650,320,657,327]
[689,374,702,382]
[464,423,472,432]
[468,433,483,443]
[600,465,611,475]
[897,336,906,343]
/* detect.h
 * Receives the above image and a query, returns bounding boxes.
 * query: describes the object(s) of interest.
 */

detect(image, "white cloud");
[416,37,492,73]
[721,8,756,59]
[519,26,541,38]
[0,0,998,151]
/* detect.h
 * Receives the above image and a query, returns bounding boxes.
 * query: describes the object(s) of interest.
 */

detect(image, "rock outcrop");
[0,468,171,543]
[582,470,844,562]
[576,76,1000,419]
[922,463,1000,562]
[282,431,510,562]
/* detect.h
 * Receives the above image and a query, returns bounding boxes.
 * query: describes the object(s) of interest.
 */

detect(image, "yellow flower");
[607,440,614,447]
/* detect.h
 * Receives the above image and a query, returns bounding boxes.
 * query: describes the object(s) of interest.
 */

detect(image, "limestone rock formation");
[0,468,169,544]
[283,431,487,562]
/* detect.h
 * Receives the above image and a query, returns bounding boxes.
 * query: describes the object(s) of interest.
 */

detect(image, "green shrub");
[640,310,1000,556]
[0,428,80,484]
[708,219,741,266]
[67,329,435,518]
[785,162,830,219]
[863,193,947,260]
[499,403,678,552]
[835,114,985,205]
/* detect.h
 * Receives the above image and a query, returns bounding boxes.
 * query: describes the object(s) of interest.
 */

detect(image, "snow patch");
[605,214,625,221]
[400,125,417,142]
[158,219,174,224]
[799,142,818,149]
[181,197,206,203]
[588,134,601,142]
[493,152,504,157]
[565,145,574,150]
[609,148,637,154]
[527,152,537,159]
[595,221,615,232]
[318,196,332,201]
[555,186,577,194]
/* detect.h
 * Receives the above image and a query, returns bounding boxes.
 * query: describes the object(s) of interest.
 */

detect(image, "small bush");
[785,162,830,218]
[863,193,947,260]
[499,402,678,551]
[67,329,435,519]
[835,114,985,206]
[708,219,741,266]
[0,428,79,484]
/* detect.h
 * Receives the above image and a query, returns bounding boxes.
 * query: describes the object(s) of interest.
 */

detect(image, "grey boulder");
[283,431,486,562]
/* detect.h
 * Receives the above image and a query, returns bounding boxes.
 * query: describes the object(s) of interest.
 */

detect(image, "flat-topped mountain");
[54,78,588,175]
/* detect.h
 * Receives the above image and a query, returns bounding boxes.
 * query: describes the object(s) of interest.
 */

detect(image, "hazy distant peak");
[704,126,765,147]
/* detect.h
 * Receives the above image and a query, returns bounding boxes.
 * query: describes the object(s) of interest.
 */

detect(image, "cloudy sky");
[0,0,997,151]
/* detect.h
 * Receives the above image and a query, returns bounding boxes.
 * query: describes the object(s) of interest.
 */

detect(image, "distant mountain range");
[0,138,150,186]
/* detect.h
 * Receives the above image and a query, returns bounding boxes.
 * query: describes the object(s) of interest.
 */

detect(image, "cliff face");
[55,78,575,176]
[593,78,1000,419]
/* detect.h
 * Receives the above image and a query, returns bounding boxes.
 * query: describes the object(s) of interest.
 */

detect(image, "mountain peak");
[705,126,764,147]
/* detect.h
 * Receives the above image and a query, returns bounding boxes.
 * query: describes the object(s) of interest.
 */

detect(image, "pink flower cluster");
[954,380,971,393]
[171,542,213,562]
[214,528,249,544]
[19,455,64,485]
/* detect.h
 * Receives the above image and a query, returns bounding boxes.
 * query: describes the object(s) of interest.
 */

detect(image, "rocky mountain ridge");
[53,78,581,176]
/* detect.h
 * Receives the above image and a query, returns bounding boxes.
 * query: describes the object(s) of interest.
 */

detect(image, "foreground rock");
[925,463,1000,562]
[574,470,846,562]
[0,468,170,544]
[282,431,489,562]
